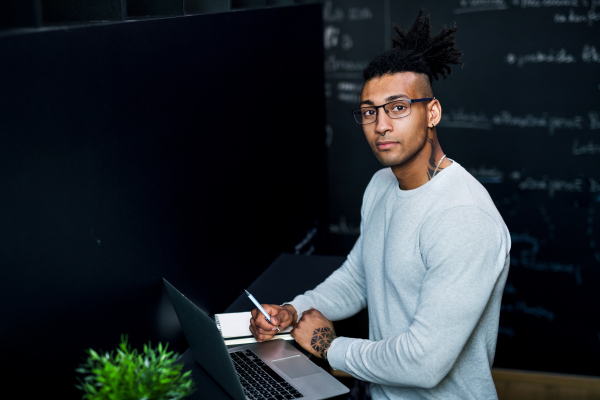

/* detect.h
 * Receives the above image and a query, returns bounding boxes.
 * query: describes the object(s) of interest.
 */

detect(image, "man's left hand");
[290,308,336,360]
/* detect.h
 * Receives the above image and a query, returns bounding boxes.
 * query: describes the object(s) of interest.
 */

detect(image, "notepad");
[215,311,294,346]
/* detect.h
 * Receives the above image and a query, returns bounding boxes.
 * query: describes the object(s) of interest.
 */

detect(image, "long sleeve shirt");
[289,161,511,399]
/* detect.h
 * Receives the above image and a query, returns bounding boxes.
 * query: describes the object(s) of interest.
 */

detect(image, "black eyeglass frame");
[350,97,436,125]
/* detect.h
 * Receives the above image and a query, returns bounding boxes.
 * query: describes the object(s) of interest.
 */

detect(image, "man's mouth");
[375,141,398,150]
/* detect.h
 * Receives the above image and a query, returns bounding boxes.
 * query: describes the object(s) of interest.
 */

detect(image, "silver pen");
[245,289,281,332]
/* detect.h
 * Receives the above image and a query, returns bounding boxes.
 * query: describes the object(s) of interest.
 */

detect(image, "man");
[250,11,510,399]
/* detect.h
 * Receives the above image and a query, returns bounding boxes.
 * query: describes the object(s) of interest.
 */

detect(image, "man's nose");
[374,109,392,136]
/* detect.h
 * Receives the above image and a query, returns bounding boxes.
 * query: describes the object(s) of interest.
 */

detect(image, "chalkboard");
[322,0,600,376]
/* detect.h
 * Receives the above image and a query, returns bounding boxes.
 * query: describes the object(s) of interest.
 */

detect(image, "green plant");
[76,335,195,400]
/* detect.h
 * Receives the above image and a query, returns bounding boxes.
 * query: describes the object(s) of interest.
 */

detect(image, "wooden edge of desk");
[491,368,600,389]
[330,368,600,389]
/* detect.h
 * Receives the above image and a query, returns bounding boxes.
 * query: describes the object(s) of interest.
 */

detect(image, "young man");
[250,11,510,399]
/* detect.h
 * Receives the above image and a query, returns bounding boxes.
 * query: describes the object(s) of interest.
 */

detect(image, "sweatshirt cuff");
[327,336,352,372]
[286,297,314,322]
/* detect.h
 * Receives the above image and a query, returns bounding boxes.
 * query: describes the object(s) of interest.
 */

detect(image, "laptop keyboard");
[230,349,305,400]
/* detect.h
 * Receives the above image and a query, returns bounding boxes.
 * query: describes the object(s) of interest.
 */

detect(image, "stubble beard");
[372,127,430,168]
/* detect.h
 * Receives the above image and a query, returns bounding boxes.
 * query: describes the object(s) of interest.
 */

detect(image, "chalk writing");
[492,111,583,134]
[498,326,516,337]
[440,108,492,130]
[582,45,600,63]
[590,112,600,129]
[325,124,333,148]
[324,26,340,50]
[589,177,600,192]
[501,301,555,322]
[504,282,518,294]
[518,176,584,197]
[468,166,504,183]
[505,48,576,68]
[324,26,354,51]
[587,206,600,262]
[323,1,373,22]
[455,0,509,14]
[337,81,363,92]
[519,301,555,321]
[323,0,344,23]
[554,8,600,25]
[347,7,373,21]
[90,228,101,246]
[511,232,583,284]
[572,138,600,154]
[325,55,369,73]
[336,81,363,104]
[329,215,361,235]
[295,227,317,255]
[516,0,583,7]
[539,206,555,240]
[454,0,600,25]
[337,92,360,104]
[442,109,596,133]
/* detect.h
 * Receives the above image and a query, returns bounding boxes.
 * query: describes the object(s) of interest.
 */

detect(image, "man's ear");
[428,99,442,128]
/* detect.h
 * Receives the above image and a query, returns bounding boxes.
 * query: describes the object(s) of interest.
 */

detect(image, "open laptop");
[163,279,349,400]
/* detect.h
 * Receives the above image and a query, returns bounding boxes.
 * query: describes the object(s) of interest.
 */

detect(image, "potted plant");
[76,335,195,400]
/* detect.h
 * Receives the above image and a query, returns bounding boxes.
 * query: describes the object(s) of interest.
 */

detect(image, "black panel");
[0,4,325,398]
[232,0,267,10]
[41,0,124,23]
[0,0,41,29]
[127,0,184,18]
[185,0,231,15]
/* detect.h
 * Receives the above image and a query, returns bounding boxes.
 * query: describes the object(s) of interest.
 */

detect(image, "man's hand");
[290,308,336,360]
[249,304,298,342]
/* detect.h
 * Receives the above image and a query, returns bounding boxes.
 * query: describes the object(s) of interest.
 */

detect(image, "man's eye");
[363,109,376,116]
[392,105,406,112]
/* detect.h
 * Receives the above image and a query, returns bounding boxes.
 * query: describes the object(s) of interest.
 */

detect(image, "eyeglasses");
[350,97,435,125]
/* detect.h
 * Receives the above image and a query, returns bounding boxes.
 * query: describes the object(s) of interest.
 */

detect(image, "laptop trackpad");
[272,355,321,379]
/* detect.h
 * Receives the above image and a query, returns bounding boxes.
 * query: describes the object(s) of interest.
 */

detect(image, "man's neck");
[391,133,451,190]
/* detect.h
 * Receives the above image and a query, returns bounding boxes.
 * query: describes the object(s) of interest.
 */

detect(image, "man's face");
[360,72,433,168]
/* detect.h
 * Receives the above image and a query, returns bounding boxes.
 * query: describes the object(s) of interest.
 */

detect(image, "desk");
[180,253,360,400]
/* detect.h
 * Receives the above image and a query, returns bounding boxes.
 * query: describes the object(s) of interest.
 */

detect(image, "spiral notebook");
[215,311,294,346]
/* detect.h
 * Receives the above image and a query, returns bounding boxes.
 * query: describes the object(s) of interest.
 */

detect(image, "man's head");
[363,9,463,93]
[357,10,463,170]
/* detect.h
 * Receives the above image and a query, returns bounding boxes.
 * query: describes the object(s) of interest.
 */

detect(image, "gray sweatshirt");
[289,161,510,399]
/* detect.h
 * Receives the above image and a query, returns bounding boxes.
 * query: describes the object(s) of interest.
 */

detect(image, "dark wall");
[0,5,326,397]
[322,0,600,376]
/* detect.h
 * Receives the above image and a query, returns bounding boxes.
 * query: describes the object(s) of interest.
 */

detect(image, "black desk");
[179,253,364,400]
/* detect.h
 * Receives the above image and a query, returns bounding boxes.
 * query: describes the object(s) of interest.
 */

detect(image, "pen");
[245,289,281,332]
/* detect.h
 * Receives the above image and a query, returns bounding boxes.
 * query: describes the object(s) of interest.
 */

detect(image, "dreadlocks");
[363,10,463,89]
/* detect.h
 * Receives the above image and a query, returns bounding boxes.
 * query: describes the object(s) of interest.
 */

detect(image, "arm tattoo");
[426,138,444,180]
[310,327,336,360]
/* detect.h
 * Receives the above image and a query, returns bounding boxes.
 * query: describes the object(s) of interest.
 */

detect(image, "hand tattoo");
[310,327,336,360]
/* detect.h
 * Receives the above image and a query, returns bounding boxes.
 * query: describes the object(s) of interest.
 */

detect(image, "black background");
[323,0,600,376]
[0,5,327,397]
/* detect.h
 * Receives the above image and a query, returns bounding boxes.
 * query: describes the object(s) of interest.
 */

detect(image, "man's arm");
[323,207,508,388]
[249,236,368,342]
[250,170,386,342]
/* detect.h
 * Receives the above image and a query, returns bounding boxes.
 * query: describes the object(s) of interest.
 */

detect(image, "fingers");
[249,305,281,342]
[252,306,280,332]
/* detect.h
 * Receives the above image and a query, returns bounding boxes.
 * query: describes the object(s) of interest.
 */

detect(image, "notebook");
[215,311,294,346]
[163,279,349,400]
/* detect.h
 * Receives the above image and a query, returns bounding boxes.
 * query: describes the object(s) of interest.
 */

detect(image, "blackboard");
[323,0,600,376]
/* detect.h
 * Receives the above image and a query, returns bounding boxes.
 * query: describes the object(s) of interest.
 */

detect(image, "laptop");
[163,279,349,400]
